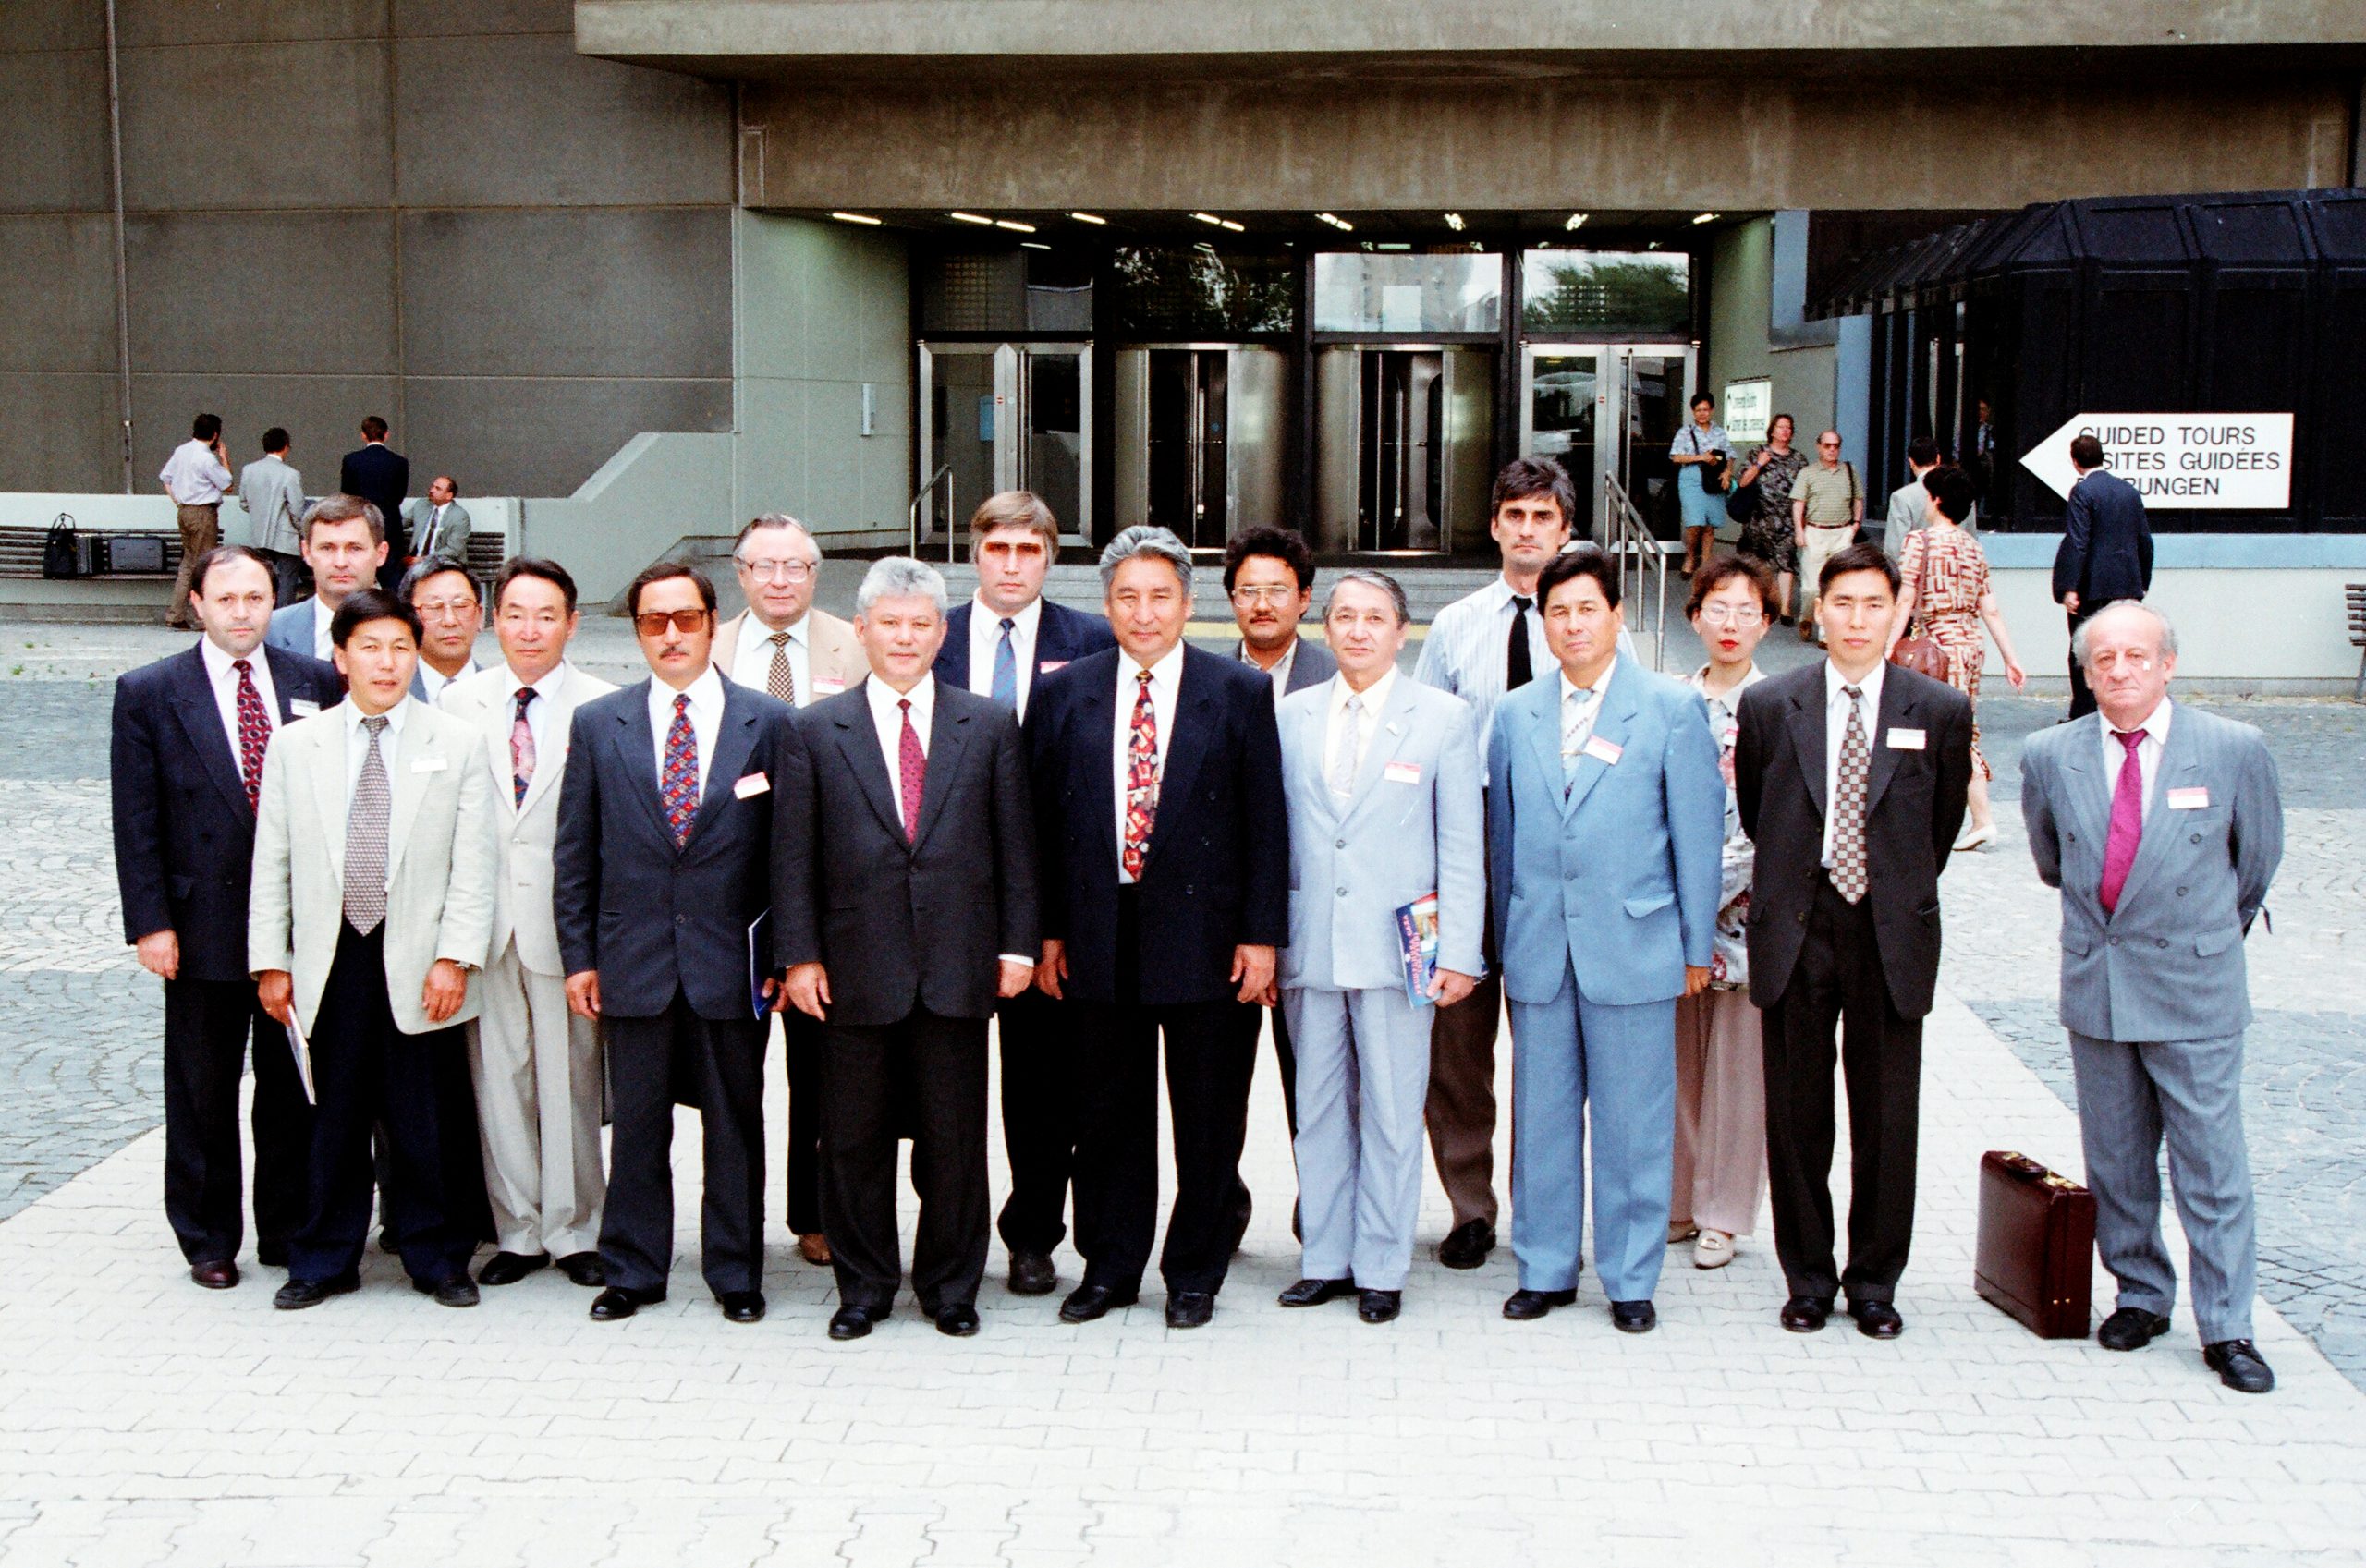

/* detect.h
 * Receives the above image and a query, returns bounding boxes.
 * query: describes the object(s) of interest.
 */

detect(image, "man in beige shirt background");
[1790,431,1864,644]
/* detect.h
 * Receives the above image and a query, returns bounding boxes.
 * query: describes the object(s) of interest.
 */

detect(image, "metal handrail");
[909,465,953,560]
[1602,470,1669,671]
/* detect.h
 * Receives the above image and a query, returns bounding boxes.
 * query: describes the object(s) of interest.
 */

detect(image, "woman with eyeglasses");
[1666,556,1776,1270]
[1732,414,1807,626]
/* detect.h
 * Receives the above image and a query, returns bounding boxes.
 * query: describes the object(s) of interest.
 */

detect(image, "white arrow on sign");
[2019,413,2293,509]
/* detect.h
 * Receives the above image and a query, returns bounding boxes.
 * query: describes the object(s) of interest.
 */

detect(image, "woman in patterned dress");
[1733,413,1808,625]
[1891,467,2027,851]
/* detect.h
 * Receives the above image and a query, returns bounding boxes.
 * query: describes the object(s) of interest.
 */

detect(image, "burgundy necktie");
[897,698,925,843]
[231,658,269,812]
[2098,729,2146,915]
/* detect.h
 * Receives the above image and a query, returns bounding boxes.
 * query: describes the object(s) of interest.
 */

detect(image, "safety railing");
[909,465,954,562]
[1603,470,1670,671]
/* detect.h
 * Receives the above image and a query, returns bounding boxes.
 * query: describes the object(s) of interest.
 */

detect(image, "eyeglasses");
[737,558,814,584]
[412,596,478,621]
[1231,585,1300,605]
[1816,440,1841,449]
[1696,607,1765,628]
[634,609,711,638]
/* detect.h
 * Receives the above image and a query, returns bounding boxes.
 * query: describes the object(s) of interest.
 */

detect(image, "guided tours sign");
[2019,413,2292,509]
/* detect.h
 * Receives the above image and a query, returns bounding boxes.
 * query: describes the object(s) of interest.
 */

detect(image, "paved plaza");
[1,624,2362,1564]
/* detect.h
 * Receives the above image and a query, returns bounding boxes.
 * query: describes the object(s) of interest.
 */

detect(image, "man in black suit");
[1027,524,1288,1330]
[1736,542,1973,1341]
[553,564,802,1325]
[339,416,411,590]
[933,490,1116,1297]
[2052,433,2153,721]
[112,546,343,1289]
[781,557,1039,1340]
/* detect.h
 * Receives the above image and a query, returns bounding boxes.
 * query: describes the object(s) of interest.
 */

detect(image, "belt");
[1804,520,1858,529]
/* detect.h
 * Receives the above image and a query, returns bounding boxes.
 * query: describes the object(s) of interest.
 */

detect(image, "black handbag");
[40,514,81,579]
[1725,478,1759,524]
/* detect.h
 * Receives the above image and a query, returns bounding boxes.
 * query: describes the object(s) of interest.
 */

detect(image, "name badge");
[409,757,447,773]
[289,699,319,716]
[1384,760,1421,784]
[734,772,770,799]
[1582,735,1623,765]
[1039,660,1068,673]
[1886,728,1926,751]
[2167,786,2210,810]
[812,677,848,696]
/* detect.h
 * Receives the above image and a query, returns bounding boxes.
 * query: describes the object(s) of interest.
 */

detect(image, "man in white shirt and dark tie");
[159,413,237,629]
[403,475,472,568]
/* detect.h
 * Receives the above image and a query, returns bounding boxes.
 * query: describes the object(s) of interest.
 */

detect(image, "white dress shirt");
[417,657,478,709]
[1242,638,1298,696]
[1822,661,1887,867]
[311,596,336,661]
[1112,641,1186,884]
[341,696,410,808]
[499,662,572,761]
[731,612,811,705]
[648,665,726,801]
[966,594,1043,717]
[2101,697,2173,827]
[1558,659,1616,763]
[1412,575,1550,752]
[201,636,280,761]
[159,439,232,505]
[865,673,936,825]
[1323,666,1395,796]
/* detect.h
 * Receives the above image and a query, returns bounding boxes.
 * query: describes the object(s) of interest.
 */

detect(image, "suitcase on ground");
[1973,1150,2096,1339]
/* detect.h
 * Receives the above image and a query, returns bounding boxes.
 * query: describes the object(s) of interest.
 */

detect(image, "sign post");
[2019,413,2292,509]
[1723,378,1771,445]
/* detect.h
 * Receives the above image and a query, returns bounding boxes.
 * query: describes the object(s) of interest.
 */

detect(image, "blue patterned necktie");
[990,617,1018,708]
[660,692,699,847]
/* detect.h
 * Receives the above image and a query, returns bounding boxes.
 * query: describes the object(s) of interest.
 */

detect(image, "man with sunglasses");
[1790,432,1864,644]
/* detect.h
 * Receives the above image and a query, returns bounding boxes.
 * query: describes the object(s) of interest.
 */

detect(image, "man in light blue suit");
[2020,602,2284,1394]
[1488,547,1726,1332]
[1272,569,1483,1324]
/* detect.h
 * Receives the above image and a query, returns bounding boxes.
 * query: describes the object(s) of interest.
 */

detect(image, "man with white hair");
[2019,602,2284,1393]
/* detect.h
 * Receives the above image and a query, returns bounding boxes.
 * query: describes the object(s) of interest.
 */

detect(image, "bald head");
[2075,601,2177,731]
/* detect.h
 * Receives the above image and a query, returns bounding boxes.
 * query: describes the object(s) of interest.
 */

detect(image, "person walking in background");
[1790,431,1864,644]
[1733,414,1807,626]
[1669,556,1775,1272]
[1883,438,1976,561]
[338,418,410,590]
[160,414,236,629]
[1671,394,1731,577]
[2052,433,2153,721]
[404,476,471,569]
[238,429,307,606]
[2018,602,2283,1394]
[1892,468,2027,850]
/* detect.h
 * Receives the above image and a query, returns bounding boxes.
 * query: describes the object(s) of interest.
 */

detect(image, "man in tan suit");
[250,587,498,1310]
[713,511,859,1265]
[439,559,616,1291]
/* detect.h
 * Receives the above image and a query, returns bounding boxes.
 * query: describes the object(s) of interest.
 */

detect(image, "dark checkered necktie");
[343,714,390,934]
[231,658,269,812]
[766,631,796,706]
[1830,687,1871,904]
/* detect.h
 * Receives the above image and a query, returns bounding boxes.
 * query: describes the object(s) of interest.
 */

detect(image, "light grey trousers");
[1284,984,1435,1292]
[467,942,607,1258]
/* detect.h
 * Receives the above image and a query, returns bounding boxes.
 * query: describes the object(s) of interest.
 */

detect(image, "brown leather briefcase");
[1973,1150,2097,1339]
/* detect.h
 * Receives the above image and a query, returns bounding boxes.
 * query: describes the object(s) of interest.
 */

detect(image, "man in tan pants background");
[1789,430,1864,643]
[158,413,235,630]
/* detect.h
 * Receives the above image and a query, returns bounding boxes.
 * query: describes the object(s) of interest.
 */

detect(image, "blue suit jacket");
[933,598,1116,698]
[2053,468,2153,606]
[1486,658,1726,1008]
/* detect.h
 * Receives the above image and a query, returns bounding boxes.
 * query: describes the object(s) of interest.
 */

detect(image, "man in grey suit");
[266,495,389,664]
[238,428,307,605]
[1273,569,1482,1324]
[403,476,471,569]
[2019,602,2284,1394]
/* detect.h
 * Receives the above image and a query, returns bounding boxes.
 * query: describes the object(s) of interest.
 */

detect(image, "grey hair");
[734,511,819,560]
[1098,524,1193,595]
[2070,600,2177,670]
[1324,567,1409,626]
[854,555,948,618]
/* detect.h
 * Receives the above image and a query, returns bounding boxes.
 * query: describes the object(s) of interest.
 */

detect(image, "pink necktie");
[897,698,925,843]
[2098,729,2145,915]
[510,687,536,807]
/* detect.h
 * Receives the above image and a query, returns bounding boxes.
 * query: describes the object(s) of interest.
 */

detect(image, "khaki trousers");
[1672,987,1766,1237]
[466,942,606,1258]
[1797,523,1857,625]
[169,503,220,626]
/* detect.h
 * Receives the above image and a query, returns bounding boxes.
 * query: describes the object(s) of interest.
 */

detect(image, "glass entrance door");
[1520,343,1695,541]
[919,341,1092,548]
[1312,345,1494,554]
[1113,345,1288,548]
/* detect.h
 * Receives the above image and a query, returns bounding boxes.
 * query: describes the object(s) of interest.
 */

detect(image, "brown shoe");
[190,1259,239,1290]
[798,1233,833,1266]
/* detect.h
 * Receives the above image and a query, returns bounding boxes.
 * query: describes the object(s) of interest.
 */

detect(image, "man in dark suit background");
[782,557,1038,1340]
[2051,432,2153,721]
[1736,542,1972,1341]
[112,546,343,1289]
[553,564,802,1325]
[933,490,1116,1297]
[1027,524,1288,1330]
[339,417,411,589]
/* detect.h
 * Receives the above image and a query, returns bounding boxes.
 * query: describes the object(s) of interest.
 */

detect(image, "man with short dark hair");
[404,476,471,569]
[1226,527,1336,699]
[238,428,307,606]
[400,558,483,706]
[339,417,410,589]
[1884,438,1972,561]
[160,414,235,629]
[2052,433,2153,721]
[267,495,388,663]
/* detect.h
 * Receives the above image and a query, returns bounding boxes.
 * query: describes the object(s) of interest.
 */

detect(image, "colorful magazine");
[1396,893,1440,1007]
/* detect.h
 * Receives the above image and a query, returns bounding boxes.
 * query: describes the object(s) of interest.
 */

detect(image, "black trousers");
[820,1007,990,1314]
[2066,601,2120,721]
[1269,1003,1299,1136]
[162,977,311,1265]
[598,990,768,1298]
[1761,873,1924,1305]
[994,984,1079,1255]
[289,924,474,1285]
[782,1010,824,1237]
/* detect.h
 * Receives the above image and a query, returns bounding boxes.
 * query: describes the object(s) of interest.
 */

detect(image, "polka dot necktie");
[231,658,269,813]
[660,692,699,847]
[343,715,390,934]
[1121,669,1159,880]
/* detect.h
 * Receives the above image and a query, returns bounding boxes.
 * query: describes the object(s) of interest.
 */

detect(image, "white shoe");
[1954,821,1998,852]
[1692,1230,1735,1269]
[1667,1220,1700,1245]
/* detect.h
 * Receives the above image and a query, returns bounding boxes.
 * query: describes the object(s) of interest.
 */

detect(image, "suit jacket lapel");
[2114,714,2199,913]
[1079,664,1123,878]
[384,710,432,881]
[692,689,761,838]
[166,650,254,818]
[831,697,909,845]
[1862,675,1915,816]
[514,672,588,820]
[2055,716,2112,857]
[1145,650,1216,871]
[1519,680,1562,805]
[911,699,970,853]
[1787,677,1829,822]
[612,687,675,845]
[1561,662,1639,820]
[309,714,348,882]
[1335,677,1413,831]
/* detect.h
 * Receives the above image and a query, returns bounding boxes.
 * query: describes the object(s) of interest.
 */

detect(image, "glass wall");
[1313,252,1503,334]
[1110,247,1295,335]
[1520,249,1689,334]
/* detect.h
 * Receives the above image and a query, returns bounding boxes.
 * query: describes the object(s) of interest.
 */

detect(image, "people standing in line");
[401,559,484,707]
[2018,602,2285,1395]
[779,558,1039,1341]
[1790,431,1864,644]
[1671,394,1731,577]
[159,414,236,630]
[1669,557,1775,1271]
[931,492,1115,1297]
[437,559,616,1292]
[1734,543,1972,1340]
[1273,569,1482,1325]
[1883,438,1977,561]
[338,418,410,590]
[1025,525,1287,1331]
[1733,413,1808,626]
[1487,549,1725,1331]
[249,588,499,1310]
[554,564,802,1325]
[238,428,308,607]
[1892,468,2028,851]
[404,476,471,569]
[267,495,389,664]
[713,512,861,1269]
[2052,434,2153,721]
[112,546,342,1290]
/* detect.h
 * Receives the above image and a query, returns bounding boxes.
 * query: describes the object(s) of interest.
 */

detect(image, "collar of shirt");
[1330,664,1396,723]
[865,671,935,746]
[1686,661,1762,725]
[974,592,1041,643]
[419,658,475,702]
[1559,657,1616,709]
[1125,639,1187,695]
[1823,658,1885,718]
[738,611,808,662]
[201,635,278,746]
[652,664,726,729]
[506,661,570,707]
[1240,636,1298,687]
[2105,696,2172,750]
[201,635,257,687]
[342,695,410,741]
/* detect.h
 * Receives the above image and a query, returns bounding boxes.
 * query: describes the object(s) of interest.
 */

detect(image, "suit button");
[2189,833,2201,844]
[2108,936,2119,946]
[2155,939,2167,948]
[1796,912,1806,924]
[2177,887,2187,896]
[676,915,686,926]
[1336,888,1348,897]
[1335,839,1346,850]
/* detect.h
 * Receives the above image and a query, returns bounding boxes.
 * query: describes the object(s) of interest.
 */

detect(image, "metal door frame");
[1520,342,1696,542]
[918,339,1092,544]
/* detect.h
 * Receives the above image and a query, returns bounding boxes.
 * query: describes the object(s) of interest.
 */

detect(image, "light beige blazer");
[713,607,863,702]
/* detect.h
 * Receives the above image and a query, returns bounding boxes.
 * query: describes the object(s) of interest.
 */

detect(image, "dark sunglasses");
[633,609,711,637]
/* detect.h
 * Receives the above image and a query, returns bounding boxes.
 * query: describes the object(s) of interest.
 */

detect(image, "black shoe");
[1007,1250,1058,1296]
[377,1230,397,1256]
[414,1274,480,1308]
[1277,1276,1356,1308]
[2202,1339,2275,1394]
[1058,1282,1139,1324]
[935,1302,981,1338]
[1165,1291,1215,1329]
[476,1251,549,1287]
[190,1259,239,1290]
[555,1251,606,1288]
[1848,1299,1904,1340]
[1502,1287,1577,1320]
[1780,1295,1834,1332]
[2097,1307,2174,1352]
[256,1242,288,1268]
[828,1304,884,1341]
[1610,1299,1657,1334]
[589,1285,663,1321]
[1438,1220,1496,1270]
[719,1290,765,1324]
[273,1275,359,1310]
[1357,1289,1402,1324]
